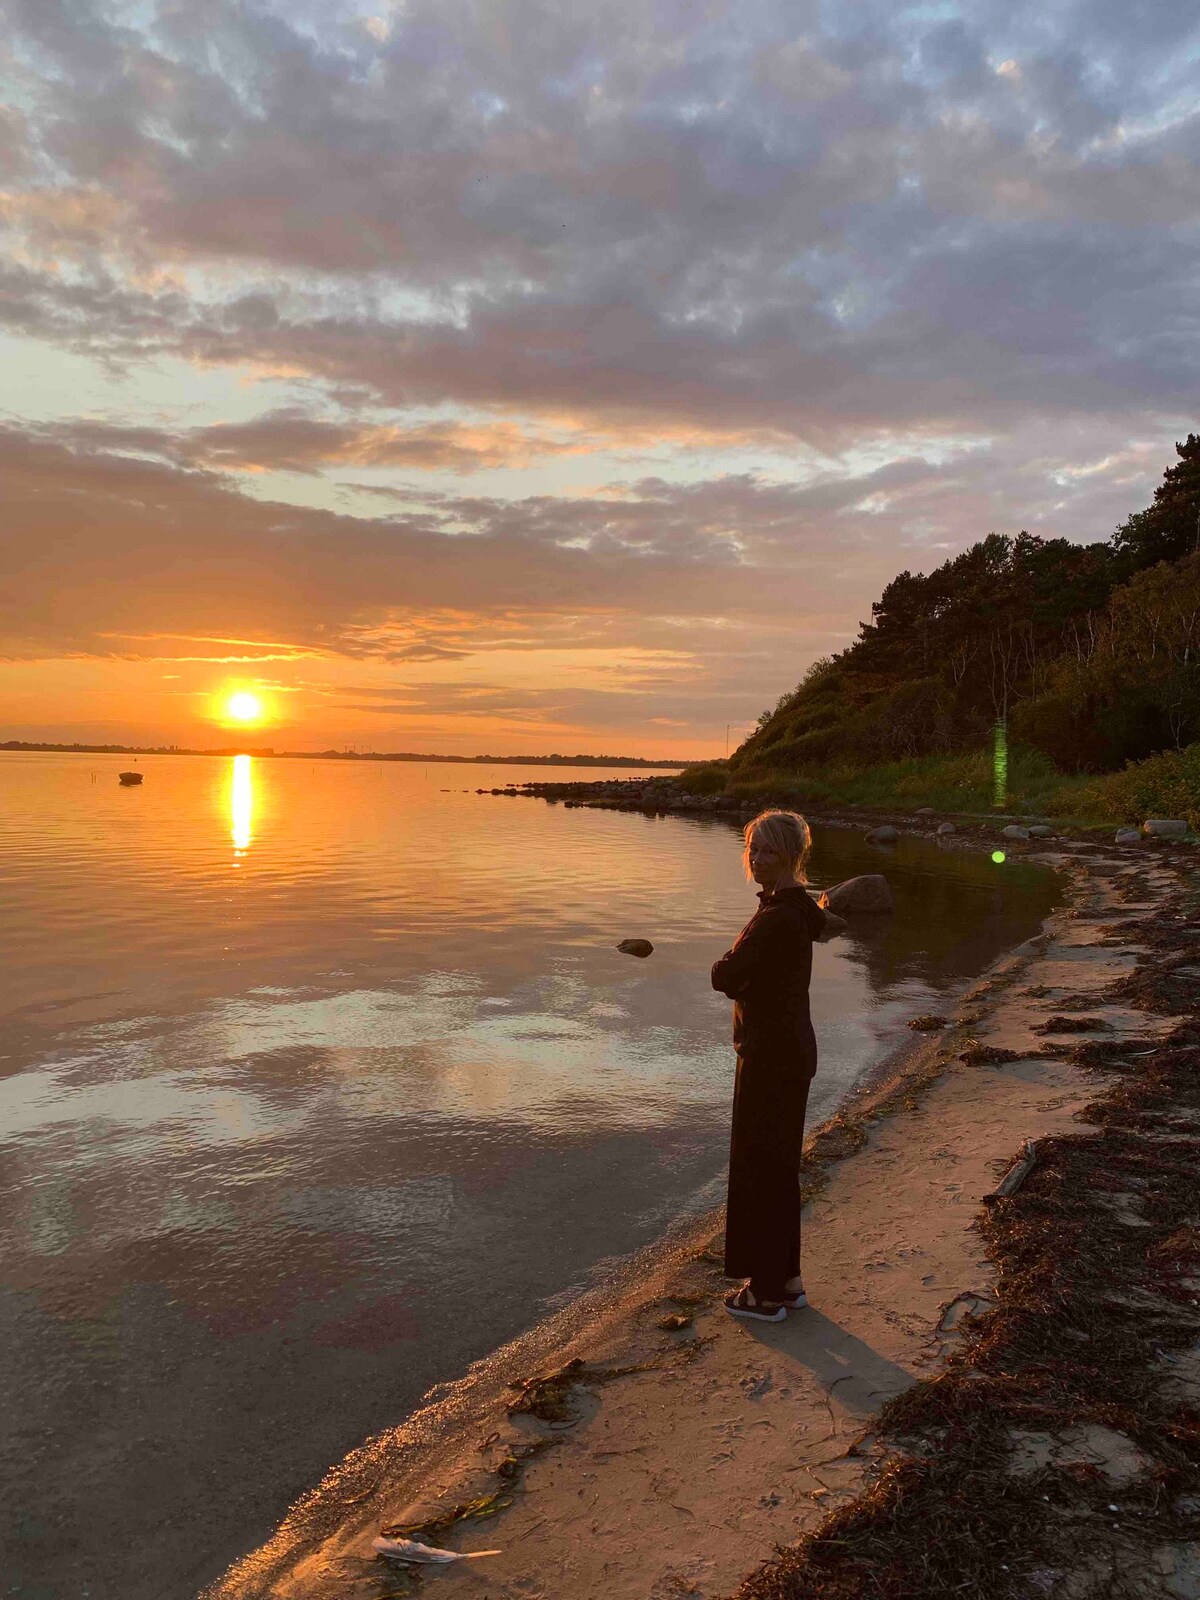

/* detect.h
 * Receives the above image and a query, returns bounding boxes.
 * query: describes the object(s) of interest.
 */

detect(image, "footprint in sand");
[711,1419,744,1439]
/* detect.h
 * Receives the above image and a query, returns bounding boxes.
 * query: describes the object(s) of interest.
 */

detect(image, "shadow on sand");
[739,1307,914,1417]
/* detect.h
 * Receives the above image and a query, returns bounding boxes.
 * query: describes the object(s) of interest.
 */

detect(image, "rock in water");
[1115,827,1142,845]
[616,938,654,958]
[936,821,957,835]
[1002,825,1030,840]
[814,906,848,939]
[1143,818,1187,838]
[819,874,894,915]
[1027,824,1055,838]
[866,825,899,844]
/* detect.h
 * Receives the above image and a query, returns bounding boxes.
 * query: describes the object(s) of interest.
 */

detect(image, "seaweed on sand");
[808,1115,871,1164]
[732,901,1200,1600]
[959,1040,1022,1065]
[375,1435,560,1595]
[382,1487,515,1543]
[506,1357,587,1422]
[505,1353,666,1423]
[1033,1016,1111,1034]
[797,1117,871,1205]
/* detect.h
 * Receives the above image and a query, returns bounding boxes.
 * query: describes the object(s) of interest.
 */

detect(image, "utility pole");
[725,724,730,758]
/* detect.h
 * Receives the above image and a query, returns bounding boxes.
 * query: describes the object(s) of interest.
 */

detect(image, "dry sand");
[207,840,1195,1600]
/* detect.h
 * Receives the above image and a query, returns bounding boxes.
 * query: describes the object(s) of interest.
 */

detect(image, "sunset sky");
[1,0,1197,756]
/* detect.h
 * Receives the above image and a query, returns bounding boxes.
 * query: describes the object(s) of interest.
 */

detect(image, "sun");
[209,683,276,733]
[226,691,264,724]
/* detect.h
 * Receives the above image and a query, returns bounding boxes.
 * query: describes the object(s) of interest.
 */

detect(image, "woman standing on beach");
[711,810,825,1323]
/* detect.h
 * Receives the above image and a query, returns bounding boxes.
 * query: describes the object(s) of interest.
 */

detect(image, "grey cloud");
[0,410,1169,663]
[1,0,1197,444]
[366,643,474,663]
[0,420,824,663]
[37,410,596,474]
[332,677,767,736]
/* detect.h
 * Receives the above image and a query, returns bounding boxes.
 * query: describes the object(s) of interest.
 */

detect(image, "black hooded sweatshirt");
[710,885,826,1061]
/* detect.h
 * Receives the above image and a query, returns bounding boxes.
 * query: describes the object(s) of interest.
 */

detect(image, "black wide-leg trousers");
[723,1034,815,1300]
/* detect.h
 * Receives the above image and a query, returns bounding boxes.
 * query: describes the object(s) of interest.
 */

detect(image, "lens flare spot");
[991,850,1007,864]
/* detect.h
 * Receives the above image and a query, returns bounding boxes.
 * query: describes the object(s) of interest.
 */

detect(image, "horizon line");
[0,739,691,767]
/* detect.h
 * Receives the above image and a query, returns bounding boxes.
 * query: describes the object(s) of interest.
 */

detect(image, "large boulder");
[1027,824,1056,838]
[1115,827,1142,845]
[819,874,894,916]
[1143,818,1188,838]
[936,821,957,836]
[866,824,900,844]
[1002,824,1030,841]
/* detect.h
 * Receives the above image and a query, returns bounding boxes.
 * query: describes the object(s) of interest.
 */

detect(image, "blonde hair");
[742,809,812,884]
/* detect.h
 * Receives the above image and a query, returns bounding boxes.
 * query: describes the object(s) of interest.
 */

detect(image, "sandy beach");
[207,825,1200,1600]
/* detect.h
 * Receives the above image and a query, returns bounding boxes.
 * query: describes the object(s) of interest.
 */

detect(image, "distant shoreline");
[0,741,687,769]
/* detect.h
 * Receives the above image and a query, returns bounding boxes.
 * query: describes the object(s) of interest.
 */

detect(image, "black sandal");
[724,1285,786,1322]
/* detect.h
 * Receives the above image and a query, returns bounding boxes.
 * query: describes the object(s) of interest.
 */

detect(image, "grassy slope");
[678,743,1200,829]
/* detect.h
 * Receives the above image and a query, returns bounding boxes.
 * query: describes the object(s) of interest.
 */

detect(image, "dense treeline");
[733,435,1200,779]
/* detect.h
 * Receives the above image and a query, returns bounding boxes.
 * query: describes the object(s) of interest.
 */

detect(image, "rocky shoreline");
[489,773,1191,853]
[479,774,741,816]
[207,821,1200,1600]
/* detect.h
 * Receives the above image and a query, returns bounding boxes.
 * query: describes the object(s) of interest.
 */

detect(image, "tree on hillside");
[855,532,1113,721]
[731,435,1200,779]
[1012,552,1200,768]
[753,657,837,732]
[1111,435,1200,572]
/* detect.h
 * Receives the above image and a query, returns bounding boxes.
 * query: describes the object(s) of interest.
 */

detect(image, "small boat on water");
[117,771,143,786]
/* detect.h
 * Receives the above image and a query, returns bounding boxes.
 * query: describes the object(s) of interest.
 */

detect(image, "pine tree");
[1111,434,1200,571]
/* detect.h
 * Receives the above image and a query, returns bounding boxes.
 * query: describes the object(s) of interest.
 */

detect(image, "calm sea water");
[0,752,1060,1599]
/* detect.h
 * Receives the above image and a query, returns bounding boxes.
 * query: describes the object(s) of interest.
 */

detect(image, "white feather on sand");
[372,1535,501,1565]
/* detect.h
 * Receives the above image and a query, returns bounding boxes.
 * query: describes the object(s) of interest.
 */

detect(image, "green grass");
[679,747,1091,817]
[1053,743,1200,830]
[671,759,729,795]
[678,741,1200,827]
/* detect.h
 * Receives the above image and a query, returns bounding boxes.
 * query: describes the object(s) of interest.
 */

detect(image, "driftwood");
[983,1138,1039,1204]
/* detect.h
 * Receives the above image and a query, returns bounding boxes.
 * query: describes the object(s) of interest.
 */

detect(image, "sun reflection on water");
[230,754,253,855]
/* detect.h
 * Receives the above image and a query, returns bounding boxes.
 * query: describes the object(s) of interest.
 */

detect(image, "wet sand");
[207,827,1198,1600]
